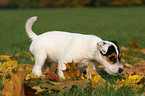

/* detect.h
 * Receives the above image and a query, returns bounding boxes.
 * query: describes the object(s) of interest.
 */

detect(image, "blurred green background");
[0,0,145,8]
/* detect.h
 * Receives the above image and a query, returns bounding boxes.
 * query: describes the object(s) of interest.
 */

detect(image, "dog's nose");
[118,68,123,73]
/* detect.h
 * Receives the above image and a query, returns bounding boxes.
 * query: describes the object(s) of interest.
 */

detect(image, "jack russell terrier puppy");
[25,16,123,79]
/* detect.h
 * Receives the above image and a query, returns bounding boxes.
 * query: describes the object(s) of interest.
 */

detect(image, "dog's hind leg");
[32,52,47,76]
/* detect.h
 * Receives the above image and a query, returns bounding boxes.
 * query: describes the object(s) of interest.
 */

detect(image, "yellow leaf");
[92,74,101,87]
[128,75,144,83]
[26,73,41,80]
[124,63,134,68]
[0,55,11,61]
[3,60,18,67]
[30,56,35,61]
[0,62,5,72]
[85,65,97,79]
[116,75,144,89]
[47,89,51,93]
[32,86,45,93]
[121,46,129,51]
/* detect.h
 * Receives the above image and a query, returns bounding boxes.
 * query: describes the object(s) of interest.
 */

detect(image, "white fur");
[25,16,122,78]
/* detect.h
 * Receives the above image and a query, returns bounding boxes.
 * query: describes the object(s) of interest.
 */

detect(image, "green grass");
[0,7,145,55]
[0,7,145,95]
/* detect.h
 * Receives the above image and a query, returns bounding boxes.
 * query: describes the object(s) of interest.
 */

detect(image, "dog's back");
[30,31,102,62]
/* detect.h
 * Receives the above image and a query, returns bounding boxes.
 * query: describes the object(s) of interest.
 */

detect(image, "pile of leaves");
[0,38,145,96]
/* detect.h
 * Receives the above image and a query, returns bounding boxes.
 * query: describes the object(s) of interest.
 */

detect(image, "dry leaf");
[63,61,80,80]
[50,63,58,73]
[24,84,42,96]
[121,46,129,51]
[1,67,26,96]
[45,70,60,82]
[139,48,145,54]
[0,78,14,96]
[85,65,98,79]
[32,86,46,93]
[115,75,144,91]
[0,55,11,61]
[123,63,134,68]
[129,38,140,48]
[91,74,101,88]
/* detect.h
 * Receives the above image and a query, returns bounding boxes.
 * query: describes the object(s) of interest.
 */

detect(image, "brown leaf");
[40,83,65,91]
[1,67,26,96]
[10,67,26,96]
[122,63,145,76]
[24,84,42,96]
[45,69,60,82]
[0,78,14,96]
[129,38,140,48]
[139,48,145,54]
[50,63,58,73]
[121,46,129,51]
[123,63,134,68]
[40,78,90,93]
[63,61,80,80]
[60,79,90,93]
[32,86,46,93]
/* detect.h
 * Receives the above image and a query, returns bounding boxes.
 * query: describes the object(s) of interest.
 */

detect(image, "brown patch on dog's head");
[101,46,118,65]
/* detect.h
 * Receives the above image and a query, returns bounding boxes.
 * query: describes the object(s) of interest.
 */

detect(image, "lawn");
[0,7,145,96]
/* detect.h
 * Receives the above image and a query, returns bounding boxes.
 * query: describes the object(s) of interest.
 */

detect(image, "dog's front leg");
[57,61,66,79]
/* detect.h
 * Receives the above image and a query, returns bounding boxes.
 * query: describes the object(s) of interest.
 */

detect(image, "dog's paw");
[58,70,65,79]
[58,62,66,70]
[32,67,43,76]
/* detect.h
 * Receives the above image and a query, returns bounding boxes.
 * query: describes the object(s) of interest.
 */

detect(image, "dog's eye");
[109,56,116,62]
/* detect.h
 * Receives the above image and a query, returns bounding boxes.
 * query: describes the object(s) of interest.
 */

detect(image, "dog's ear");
[97,41,111,55]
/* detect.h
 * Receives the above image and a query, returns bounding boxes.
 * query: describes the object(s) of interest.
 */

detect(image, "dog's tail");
[25,16,38,40]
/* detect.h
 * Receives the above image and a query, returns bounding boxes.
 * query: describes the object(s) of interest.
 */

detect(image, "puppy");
[25,16,123,78]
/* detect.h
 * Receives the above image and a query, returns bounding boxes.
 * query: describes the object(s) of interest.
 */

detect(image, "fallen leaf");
[60,79,90,93]
[26,72,41,80]
[115,75,144,91]
[24,84,42,96]
[1,67,26,96]
[129,38,140,48]
[139,48,145,54]
[123,63,134,68]
[0,55,11,61]
[45,70,60,82]
[40,83,66,91]
[85,65,98,79]
[10,67,26,96]
[50,63,58,73]
[91,74,101,87]
[32,86,46,93]
[0,78,14,96]
[63,61,80,80]
[121,46,129,51]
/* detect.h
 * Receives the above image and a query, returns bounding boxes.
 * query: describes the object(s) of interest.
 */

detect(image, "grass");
[0,7,145,95]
